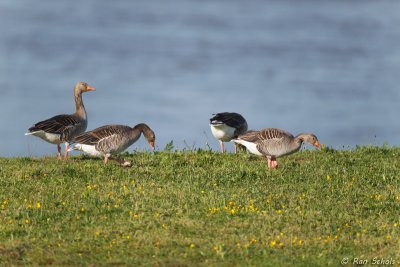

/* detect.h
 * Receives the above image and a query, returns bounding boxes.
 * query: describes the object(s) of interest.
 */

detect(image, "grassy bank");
[0,146,399,266]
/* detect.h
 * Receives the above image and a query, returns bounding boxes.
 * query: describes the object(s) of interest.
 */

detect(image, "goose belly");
[232,139,263,156]
[73,144,103,157]
[28,131,62,144]
[112,139,136,154]
[210,124,236,141]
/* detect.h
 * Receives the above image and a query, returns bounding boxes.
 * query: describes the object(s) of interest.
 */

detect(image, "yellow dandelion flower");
[326,175,331,181]
[386,235,391,239]
[134,214,139,218]
[269,240,276,248]
[189,243,196,249]
[27,203,32,209]
[251,239,257,244]
[36,202,41,209]
[209,207,220,214]
[25,219,30,224]
[81,207,85,212]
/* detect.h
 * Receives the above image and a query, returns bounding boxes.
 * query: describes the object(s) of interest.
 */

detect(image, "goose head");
[134,123,156,150]
[144,128,156,150]
[299,133,321,148]
[74,81,96,95]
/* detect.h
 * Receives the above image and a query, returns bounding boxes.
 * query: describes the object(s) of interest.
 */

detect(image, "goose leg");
[234,143,238,154]
[64,144,69,160]
[267,158,271,169]
[104,155,109,164]
[57,144,62,160]
[220,141,225,153]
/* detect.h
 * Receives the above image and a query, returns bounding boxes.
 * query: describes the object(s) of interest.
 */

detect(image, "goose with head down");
[25,81,95,160]
[209,112,248,153]
[69,123,155,166]
[232,128,320,169]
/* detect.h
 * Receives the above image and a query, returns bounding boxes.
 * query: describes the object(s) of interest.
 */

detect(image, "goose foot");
[120,161,131,167]
[267,158,279,169]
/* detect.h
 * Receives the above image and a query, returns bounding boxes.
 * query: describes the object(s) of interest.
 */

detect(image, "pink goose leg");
[57,144,62,160]
[219,141,225,153]
[64,144,69,160]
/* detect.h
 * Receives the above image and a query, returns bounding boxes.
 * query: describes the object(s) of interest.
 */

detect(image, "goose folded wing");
[29,114,81,134]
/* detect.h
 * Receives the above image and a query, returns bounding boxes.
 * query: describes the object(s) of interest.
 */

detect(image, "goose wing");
[74,125,132,153]
[238,128,294,157]
[28,114,82,135]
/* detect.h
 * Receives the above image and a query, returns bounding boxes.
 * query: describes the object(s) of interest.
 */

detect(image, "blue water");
[1,0,400,157]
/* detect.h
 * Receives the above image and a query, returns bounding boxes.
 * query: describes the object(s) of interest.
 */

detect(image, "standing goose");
[209,112,248,153]
[232,128,320,169]
[25,81,95,160]
[69,123,155,166]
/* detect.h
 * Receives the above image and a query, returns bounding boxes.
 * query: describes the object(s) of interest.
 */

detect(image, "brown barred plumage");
[233,128,320,169]
[25,82,95,160]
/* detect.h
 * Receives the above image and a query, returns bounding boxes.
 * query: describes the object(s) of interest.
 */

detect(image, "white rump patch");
[71,144,103,157]
[232,139,263,156]
[25,131,62,144]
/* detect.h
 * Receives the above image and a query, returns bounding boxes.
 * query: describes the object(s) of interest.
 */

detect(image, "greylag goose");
[69,123,155,166]
[232,128,320,169]
[209,112,248,153]
[25,81,95,160]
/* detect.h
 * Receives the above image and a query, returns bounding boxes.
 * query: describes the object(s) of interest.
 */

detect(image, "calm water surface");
[1,0,400,157]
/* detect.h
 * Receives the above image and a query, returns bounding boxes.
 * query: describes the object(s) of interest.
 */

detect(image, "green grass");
[0,146,399,266]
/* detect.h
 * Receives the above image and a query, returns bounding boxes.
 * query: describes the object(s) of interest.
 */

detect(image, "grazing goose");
[232,128,320,169]
[25,81,95,160]
[209,112,248,153]
[69,123,155,166]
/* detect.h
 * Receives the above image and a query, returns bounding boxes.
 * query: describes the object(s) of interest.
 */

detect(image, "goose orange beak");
[314,141,321,148]
[86,85,96,91]
[149,141,155,150]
